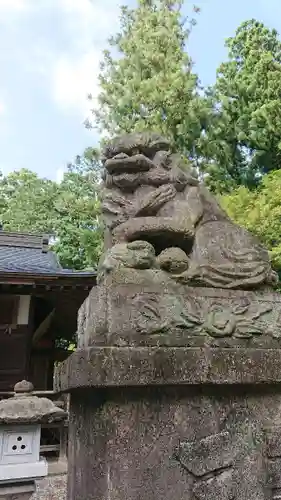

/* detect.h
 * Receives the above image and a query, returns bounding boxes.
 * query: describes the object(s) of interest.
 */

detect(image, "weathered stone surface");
[97,240,156,284]
[156,247,190,274]
[100,131,278,290]
[77,279,281,348]
[54,347,281,392]
[0,381,67,424]
[176,431,234,476]
[266,427,281,458]
[267,459,281,488]
[14,380,34,394]
[192,470,235,500]
[272,489,281,500]
[0,481,35,499]
[62,384,280,500]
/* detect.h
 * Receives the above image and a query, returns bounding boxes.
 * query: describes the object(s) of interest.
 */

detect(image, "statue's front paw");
[138,184,176,215]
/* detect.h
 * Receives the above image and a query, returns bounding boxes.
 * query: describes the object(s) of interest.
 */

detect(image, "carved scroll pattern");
[132,292,276,341]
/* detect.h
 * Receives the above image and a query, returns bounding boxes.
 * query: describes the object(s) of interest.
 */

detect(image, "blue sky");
[0,0,279,181]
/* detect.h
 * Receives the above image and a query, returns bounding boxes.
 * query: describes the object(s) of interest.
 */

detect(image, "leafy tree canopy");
[89,0,211,163]
[206,19,281,192]
[0,148,102,270]
[221,170,281,274]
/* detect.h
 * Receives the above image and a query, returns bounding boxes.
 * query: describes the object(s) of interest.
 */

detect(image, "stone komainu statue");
[99,132,277,290]
[78,131,281,350]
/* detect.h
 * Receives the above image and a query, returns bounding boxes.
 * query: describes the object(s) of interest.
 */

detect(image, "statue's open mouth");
[113,216,194,255]
[105,153,155,174]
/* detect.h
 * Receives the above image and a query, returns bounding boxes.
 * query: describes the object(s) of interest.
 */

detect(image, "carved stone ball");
[14,380,34,395]
[157,247,189,274]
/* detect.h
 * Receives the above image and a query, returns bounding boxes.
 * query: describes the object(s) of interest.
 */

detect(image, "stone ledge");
[0,481,35,500]
[54,347,281,392]
[0,459,48,482]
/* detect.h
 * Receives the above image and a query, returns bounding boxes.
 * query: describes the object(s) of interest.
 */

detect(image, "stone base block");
[0,481,35,500]
[55,346,281,391]
[78,280,281,349]
[66,382,280,500]
[55,347,281,499]
[0,459,48,483]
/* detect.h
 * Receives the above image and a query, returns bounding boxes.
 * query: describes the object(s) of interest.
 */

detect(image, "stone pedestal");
[54,131,281,500]
[55,346,281,500]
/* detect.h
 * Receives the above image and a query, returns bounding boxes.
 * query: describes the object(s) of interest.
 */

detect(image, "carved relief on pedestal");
[131,290,276,341]
[78,282,281,347]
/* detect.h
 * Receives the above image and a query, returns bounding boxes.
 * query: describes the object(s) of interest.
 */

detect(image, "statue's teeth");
[113,153,129,160]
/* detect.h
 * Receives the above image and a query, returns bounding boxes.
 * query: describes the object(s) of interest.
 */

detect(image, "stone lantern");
[0,380,67,499]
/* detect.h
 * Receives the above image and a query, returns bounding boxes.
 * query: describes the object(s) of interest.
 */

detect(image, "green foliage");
[53,148,103,270]
[0,169,57,234]
[207,19,281,192]
[89,0,211,161]
[221,170,281,272]
[0,148,102,271]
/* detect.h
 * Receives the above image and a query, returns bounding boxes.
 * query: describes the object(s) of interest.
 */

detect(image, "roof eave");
[0,271,97,286]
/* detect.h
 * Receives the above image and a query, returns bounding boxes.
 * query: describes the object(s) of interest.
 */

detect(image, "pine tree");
[207,20,281,191]
[88,0,210,162]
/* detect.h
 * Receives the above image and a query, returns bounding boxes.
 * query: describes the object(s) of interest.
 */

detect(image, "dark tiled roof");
[0,231,96,277]
[0,245,62,274]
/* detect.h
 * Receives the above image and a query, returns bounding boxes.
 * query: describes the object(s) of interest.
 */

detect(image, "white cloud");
[4,0,124,119]
[50,0,122,118]
[58,0,96,24]
[58,0,122,44]
[0,0,30,14]
[0,94,8,135]
[52,49,100,117]
[0,99,6,116]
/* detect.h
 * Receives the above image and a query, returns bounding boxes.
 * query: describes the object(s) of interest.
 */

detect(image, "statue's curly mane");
[102,132,171,159]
